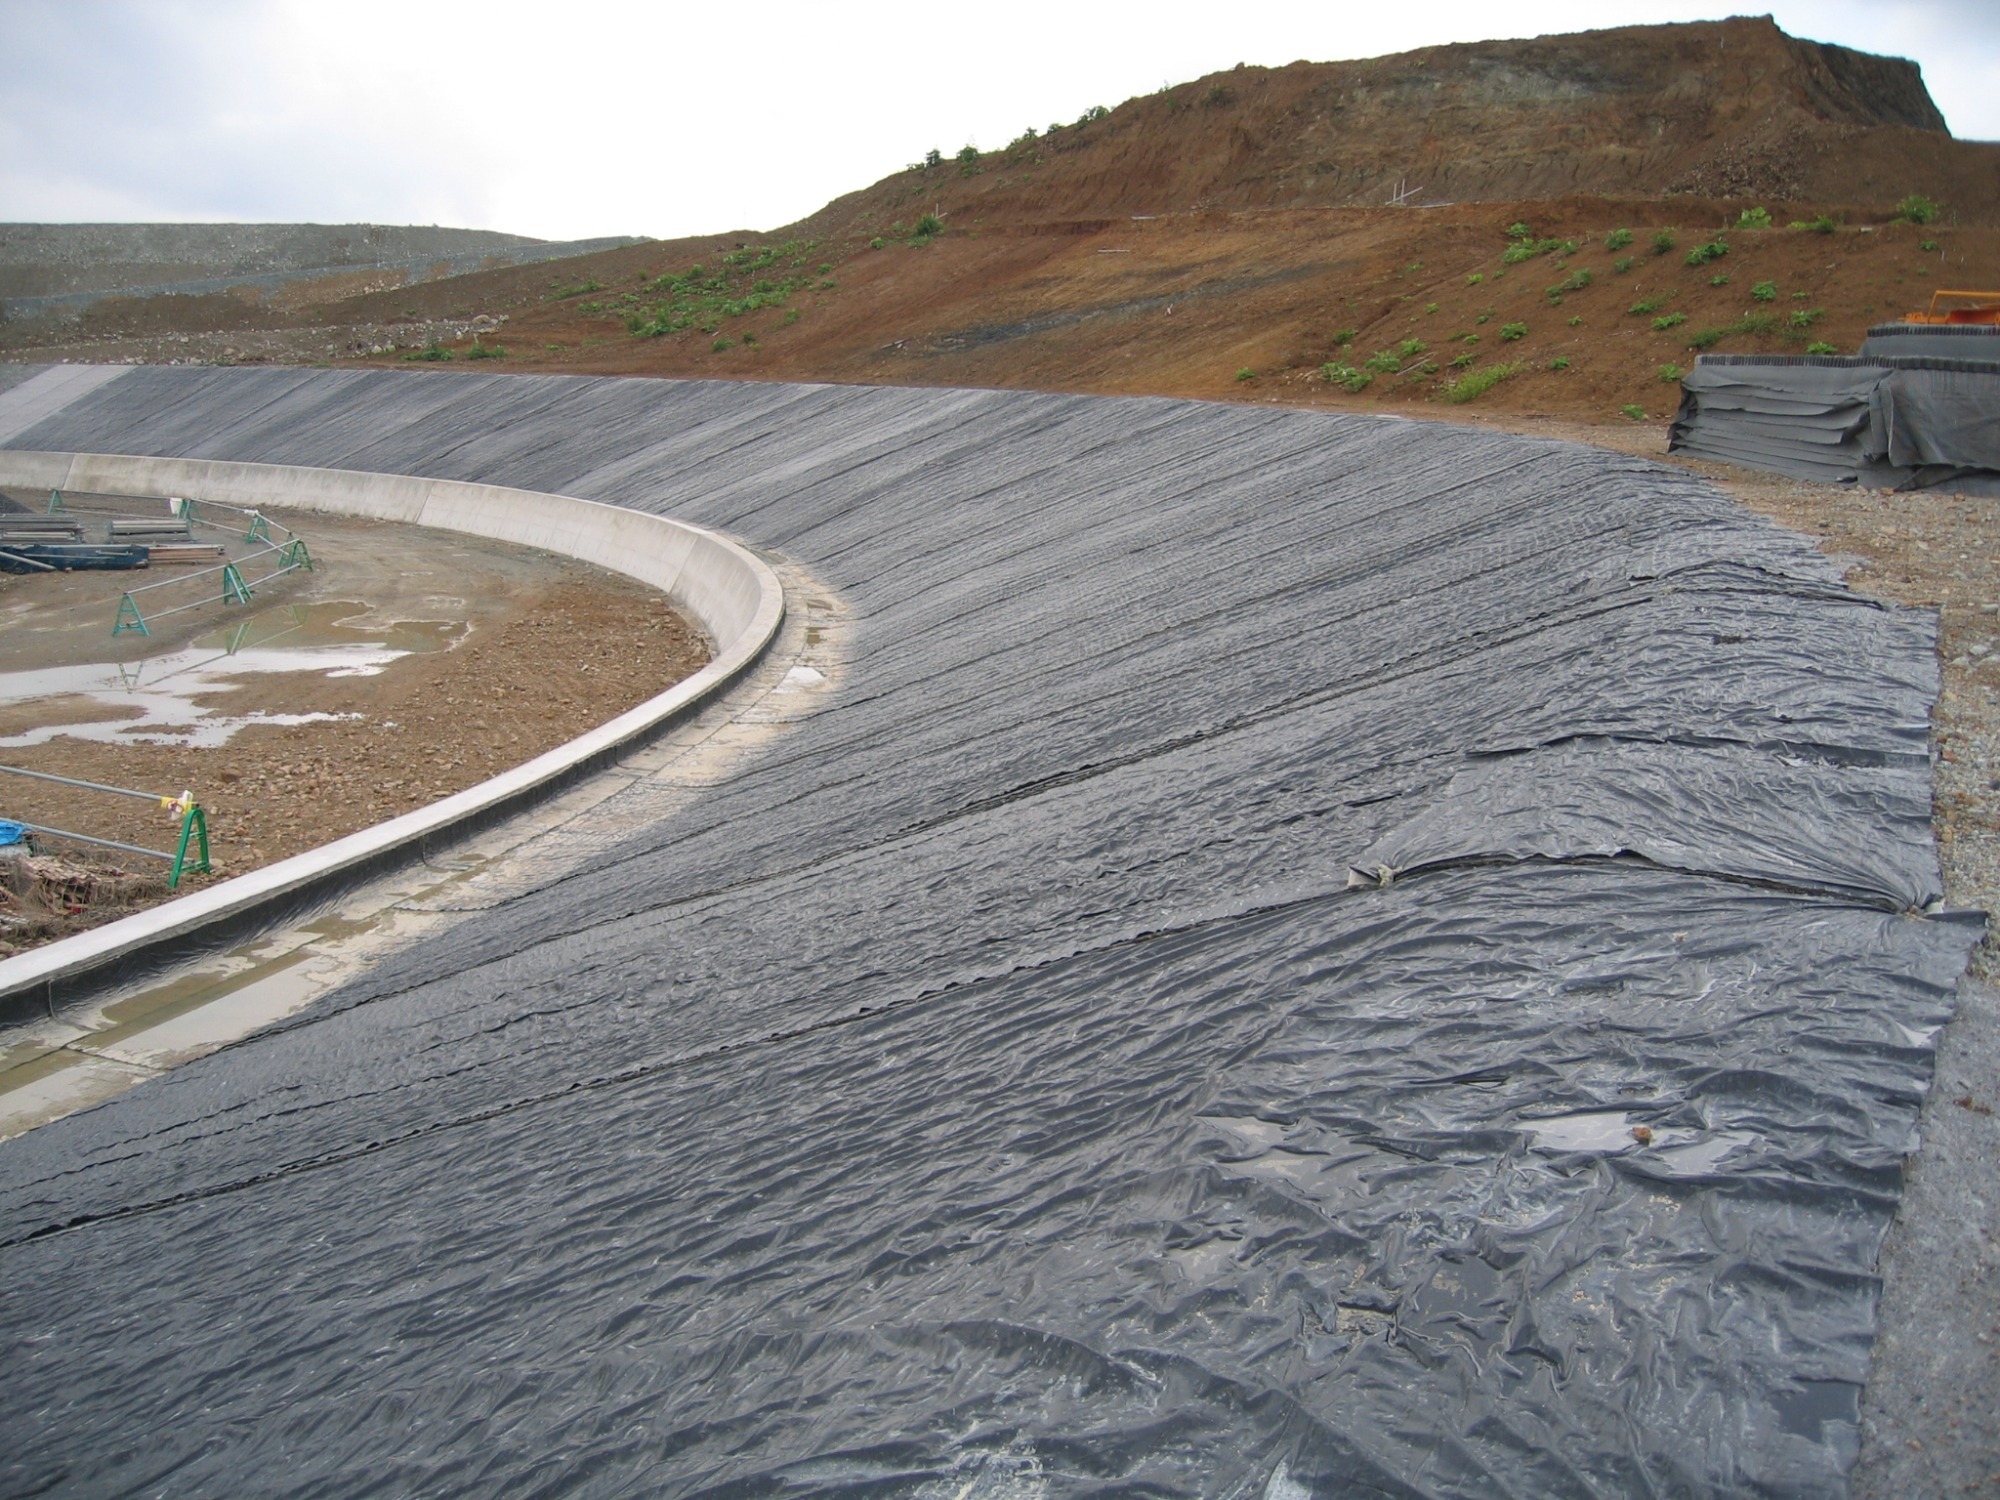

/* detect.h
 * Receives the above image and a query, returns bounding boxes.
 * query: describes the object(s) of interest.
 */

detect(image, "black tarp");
[1670,352,2000,494]
[1858,323,2000,363]
[0,369,1981,1498]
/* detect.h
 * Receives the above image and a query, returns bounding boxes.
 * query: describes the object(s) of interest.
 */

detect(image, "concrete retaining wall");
[0,450,784,1017]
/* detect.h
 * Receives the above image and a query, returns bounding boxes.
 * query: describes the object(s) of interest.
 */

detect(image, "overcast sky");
[2,0,1996,244]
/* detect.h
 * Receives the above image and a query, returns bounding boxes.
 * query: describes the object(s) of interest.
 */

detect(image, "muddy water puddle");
[0,601,463,749]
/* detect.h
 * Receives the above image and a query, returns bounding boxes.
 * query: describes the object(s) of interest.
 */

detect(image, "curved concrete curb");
[0,450,785,1019]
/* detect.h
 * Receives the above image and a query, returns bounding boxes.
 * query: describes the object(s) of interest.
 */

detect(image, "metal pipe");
[0,763,168,804]
[10,821,174,862]
[120,541,286,597]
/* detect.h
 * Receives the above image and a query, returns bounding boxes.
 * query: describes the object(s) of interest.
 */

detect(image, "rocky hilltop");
[806,15,1993,231]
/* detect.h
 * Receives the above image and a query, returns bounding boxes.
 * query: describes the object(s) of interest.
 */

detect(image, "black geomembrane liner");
[0,369,1980,1498]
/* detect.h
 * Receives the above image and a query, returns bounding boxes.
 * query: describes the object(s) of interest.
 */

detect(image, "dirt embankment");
[8,15,1998,399]
[13,200,1993,421]
[0,224,551,299]
[329,200,1994,426]
[791,15,1990,230]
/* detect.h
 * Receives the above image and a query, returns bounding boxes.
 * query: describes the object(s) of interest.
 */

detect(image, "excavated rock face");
[810,16,1991,230]
[1786,28,1947,132]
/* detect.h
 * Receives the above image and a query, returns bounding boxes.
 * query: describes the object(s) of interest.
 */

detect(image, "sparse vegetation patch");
[625,240,821,339]
[1503,235,1577,265]
[1547,268,1593,301]
[1442,362,1521,403]
[1685,313,1779,350]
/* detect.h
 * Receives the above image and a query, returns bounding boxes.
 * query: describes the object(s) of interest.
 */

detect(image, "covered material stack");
[1669,329,2000,494]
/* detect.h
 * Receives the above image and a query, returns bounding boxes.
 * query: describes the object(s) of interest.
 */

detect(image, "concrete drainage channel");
[0,450,791,1128]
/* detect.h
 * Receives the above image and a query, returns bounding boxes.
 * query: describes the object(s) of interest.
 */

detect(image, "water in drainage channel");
[0,847,495,1142]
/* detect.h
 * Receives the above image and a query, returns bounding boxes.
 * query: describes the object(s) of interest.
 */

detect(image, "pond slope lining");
[0,366,1981,1498]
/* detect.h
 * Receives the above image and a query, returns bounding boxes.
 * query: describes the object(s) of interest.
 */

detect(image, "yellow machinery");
[1903,289,2000,325]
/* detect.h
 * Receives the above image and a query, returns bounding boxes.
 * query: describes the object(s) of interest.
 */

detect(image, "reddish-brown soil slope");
[6,16,1998,434]
[292,198,1990,432]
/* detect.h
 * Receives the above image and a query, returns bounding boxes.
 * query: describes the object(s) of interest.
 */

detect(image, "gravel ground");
[1853,977,2000,1498]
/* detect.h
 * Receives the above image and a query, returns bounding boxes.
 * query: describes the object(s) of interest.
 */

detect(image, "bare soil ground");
[0,504,709,956]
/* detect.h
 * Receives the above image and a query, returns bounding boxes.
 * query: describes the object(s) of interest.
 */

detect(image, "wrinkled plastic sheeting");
[1671,352,2000,494]
[0,370,1983,1498]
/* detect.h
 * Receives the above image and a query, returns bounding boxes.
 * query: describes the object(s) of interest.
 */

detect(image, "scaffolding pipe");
[8,822,176,862]
[0,764,211,884]
[0,763,172,804]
